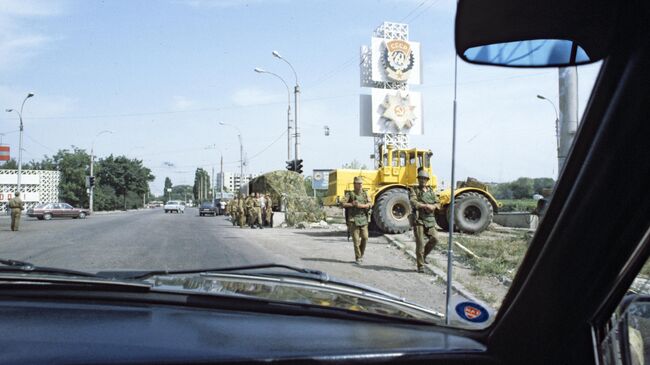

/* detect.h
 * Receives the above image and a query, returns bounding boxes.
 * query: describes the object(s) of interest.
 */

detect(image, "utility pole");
[220,155,224,196]
[212,166,215,202]
[558,66,579,173]
[272,51,300,168]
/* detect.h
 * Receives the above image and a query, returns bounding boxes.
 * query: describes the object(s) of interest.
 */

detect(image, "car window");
[0,0,603,331]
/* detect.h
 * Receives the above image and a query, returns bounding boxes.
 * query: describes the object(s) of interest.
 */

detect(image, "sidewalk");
[223,219,468,315]
[386,230,510,309]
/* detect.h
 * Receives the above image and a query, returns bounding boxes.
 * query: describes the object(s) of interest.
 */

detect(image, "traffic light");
[89,176,96,187]
[286,160,295,171]
[295,159,303,174]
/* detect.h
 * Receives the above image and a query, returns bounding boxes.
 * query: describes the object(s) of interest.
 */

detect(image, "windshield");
[0,0,601,329]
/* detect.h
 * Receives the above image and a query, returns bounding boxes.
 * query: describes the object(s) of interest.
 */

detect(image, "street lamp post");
[254,67,292,160]
[537,95,560,174]
[90,130,113,212]
[5,92,35,193]
[272,51,300,168]
[219,122,244,189]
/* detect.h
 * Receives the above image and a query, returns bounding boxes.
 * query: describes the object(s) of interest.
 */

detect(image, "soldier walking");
[409,170,440,273]
[340,176,372,264]
[8,192,25,232]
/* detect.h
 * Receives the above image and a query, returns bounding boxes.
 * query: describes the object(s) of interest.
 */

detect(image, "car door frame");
[473,5,650,363]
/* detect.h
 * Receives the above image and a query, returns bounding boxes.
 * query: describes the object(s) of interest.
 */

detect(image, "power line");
[399,0,429,22]
[408,0,441,23]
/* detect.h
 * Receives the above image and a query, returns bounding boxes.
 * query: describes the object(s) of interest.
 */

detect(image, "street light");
[254,67,292,160]
[218,121,244,189]
[537,94,560,174]
[5,92,35,193]
[90,130,113,212]
[272,50,301,171]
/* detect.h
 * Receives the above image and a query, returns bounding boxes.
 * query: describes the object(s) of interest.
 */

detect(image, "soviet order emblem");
[382,39,415,82]
[381,91,417,131]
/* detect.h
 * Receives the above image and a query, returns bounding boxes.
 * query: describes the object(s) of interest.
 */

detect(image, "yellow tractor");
[323,146,500,234]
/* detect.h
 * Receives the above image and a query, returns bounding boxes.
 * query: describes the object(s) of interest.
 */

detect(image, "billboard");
[0,146,9,161]
[371,37,422,85]
[312,169,333,190]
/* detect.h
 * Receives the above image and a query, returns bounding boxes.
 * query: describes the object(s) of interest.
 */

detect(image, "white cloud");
[0,0,66,70]
[0,0,66,17]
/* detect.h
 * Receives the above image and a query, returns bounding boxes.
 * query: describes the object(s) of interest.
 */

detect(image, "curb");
[383,234,482,304]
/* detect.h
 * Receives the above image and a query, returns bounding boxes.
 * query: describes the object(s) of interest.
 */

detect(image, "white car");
[163,200,185,214]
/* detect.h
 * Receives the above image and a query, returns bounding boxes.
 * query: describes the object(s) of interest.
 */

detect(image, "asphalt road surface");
[0,208,279,272]
[0,208,462,312]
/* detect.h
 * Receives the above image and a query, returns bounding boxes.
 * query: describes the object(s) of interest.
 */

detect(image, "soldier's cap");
[353,176,363,184]
[417,170,430,179]
[14,191,20,196]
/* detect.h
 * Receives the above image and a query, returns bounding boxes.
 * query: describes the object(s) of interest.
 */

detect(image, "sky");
[0,0,601,194]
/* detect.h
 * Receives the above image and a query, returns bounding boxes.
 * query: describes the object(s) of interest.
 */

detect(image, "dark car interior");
[1,0,649,364]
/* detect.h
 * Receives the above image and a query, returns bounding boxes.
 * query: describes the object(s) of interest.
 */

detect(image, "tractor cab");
[378,145,436,188]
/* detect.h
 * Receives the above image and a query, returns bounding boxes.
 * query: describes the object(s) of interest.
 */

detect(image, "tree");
[508,177,535,199]
[193,168,211,202]
[96,155,154,210]
[0,159,18,169]
[533,177,555,195]
[164,177,173,201]
[342,159,367,170]
[171,185,193,201]
[52,147,92,207]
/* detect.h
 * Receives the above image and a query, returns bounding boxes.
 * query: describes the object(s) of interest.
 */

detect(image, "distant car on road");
[27,203,90,221]
[164,200,185,214]
[198,202,217,217]
[147,200,163,208]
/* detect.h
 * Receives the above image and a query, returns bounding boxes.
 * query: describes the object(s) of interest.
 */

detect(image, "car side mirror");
[599,294,649,364]
[455,0,619,67]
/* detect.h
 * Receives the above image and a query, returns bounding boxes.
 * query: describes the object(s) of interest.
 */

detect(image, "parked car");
[198,202,217,217]
[163,200,184,214]
[27,203,90,220]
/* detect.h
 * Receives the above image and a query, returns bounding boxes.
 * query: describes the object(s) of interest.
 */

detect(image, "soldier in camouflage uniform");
[8,192,24,232]
[237,196,246,228]
[409,170,440,273]
[228,198,238,226]
[340,176,372,264]
[245,194,262,229]
[264,193,273,227]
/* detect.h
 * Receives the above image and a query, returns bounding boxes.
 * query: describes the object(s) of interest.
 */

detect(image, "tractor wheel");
[453,192,493,234]
[435,206,450,231]
[374,188,411,234]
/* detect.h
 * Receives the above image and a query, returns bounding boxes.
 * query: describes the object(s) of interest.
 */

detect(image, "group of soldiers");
[226,192,273,229]
[341,170,439,273]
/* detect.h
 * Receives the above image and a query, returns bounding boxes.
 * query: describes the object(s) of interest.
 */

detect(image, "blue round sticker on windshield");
[455,302,489,323]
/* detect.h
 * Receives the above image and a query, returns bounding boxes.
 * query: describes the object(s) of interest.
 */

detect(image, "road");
[0,208,458,312]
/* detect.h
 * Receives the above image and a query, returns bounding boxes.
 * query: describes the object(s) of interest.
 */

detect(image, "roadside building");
[0,169,60,212]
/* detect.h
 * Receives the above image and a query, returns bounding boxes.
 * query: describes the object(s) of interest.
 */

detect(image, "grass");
[456,230,530,281]
[464,282,498,305]
[498,199,538,212]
